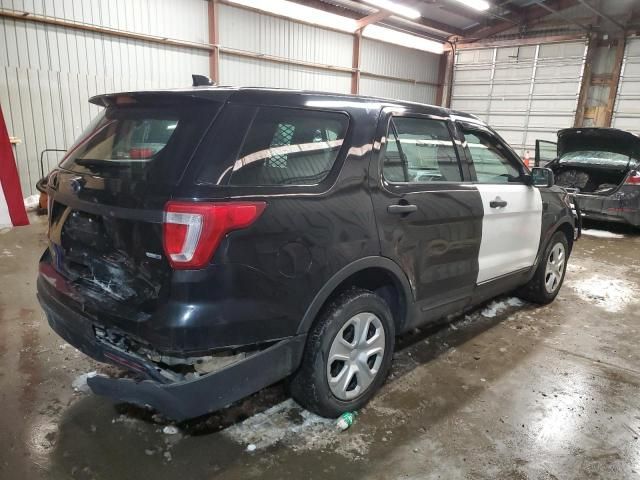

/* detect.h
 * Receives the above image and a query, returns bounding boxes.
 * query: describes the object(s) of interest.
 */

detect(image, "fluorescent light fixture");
[226,0,358,32]
[362,25,444,54]
[361,0,421,20]
[451,0,490,12]
[227,0,444,54]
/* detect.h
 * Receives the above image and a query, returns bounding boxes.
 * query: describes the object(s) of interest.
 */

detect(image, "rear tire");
[289,288,395,418]
[517,231,569,304]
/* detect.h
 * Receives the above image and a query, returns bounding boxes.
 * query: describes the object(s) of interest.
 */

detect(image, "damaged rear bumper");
[574,188,640,227]
[86,337,304,421]
[37,275,306,421]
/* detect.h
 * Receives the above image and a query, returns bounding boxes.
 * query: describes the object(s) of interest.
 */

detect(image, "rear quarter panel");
[167,95,383,346]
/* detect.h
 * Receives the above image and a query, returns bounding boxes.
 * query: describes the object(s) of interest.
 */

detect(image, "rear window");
[60,103,219,183]
[228,107,349,186]
[560,150,631,168]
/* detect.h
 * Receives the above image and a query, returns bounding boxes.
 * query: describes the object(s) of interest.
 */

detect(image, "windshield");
[60,102,220,183]
[559,150,631,168]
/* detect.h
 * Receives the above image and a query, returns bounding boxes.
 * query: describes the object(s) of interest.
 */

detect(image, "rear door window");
[229,107,349,186]
[383,117,463,183]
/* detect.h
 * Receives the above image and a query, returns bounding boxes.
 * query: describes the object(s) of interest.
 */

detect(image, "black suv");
[37,87,575,420]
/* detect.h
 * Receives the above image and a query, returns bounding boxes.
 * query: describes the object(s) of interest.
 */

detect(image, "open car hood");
[558,128,640,160]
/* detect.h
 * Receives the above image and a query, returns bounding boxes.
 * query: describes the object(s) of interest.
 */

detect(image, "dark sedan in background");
[536,128,640,228]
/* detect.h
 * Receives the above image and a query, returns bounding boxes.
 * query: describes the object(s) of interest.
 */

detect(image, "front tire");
[518,231,569,304]
[289,288,395,417]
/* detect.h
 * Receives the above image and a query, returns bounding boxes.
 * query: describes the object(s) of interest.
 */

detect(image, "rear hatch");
[552,128,640,196]
[45,92,224,319]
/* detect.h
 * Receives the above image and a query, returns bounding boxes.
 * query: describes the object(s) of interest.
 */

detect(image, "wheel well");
[322,267,407,331]
[557,222,574,252]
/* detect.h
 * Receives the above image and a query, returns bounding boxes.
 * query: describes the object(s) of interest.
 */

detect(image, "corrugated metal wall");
[2,1,442,196]
[359,38,439,103]
[612,37,640,133]
[217,4,440,104]
[0,0,210,196]
[451,41,587,156]
[218,4,352,93]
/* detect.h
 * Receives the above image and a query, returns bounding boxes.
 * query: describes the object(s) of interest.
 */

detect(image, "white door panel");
[476,184,542,283]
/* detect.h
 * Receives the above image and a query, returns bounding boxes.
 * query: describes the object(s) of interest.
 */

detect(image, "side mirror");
[531,167,554,188]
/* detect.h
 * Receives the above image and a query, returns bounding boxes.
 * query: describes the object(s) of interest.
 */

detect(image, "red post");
[0,105,29,226]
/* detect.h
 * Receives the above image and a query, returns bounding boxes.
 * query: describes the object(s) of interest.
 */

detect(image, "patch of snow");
[1,248,13,258]
[162,426,179,435]
[569,275,635,313]
[480,297,524,318]
[72,371,97,393]
[224,399,333,452]
[582,229,624,239]
[24,194,40,211]
[223,399,371,459]
[111,414,141,427]
[246,444,257,452]
[566,263,587,274]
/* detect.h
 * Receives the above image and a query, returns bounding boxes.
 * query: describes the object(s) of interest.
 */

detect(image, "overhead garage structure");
[451,40,587,155]
[4,1,640,479]
[0,0,443,196]
[613,37,640,131]
[3,0,640,197]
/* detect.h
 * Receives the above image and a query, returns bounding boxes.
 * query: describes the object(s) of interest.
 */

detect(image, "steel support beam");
[531,0,590,31]
[462,0,580,42]
[605,36,627,127]
[578,0,625,31]
[0,8,213,52]
[208,0,220,84]
[355,10,390,29]
[574,33,598,127]
[452,33,586,49]
[435,51,448,106]
[352,29,362,95]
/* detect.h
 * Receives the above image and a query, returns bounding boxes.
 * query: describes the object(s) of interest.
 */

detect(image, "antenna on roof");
[192,74,215,87]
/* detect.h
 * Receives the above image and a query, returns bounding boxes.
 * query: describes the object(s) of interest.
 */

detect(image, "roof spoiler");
[192,74,215,87]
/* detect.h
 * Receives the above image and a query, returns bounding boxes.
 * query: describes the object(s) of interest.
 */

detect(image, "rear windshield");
[559,150,631,168]
[228,106,349,186]
[60,103,220,183]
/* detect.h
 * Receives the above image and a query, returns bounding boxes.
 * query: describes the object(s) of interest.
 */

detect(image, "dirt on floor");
[1,216,640,480]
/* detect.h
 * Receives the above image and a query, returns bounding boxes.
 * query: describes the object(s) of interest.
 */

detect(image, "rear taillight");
[163,201,266,269]
[625,171,640,185]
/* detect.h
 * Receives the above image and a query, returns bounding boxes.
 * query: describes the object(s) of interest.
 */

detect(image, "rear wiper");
[75,159,130,167]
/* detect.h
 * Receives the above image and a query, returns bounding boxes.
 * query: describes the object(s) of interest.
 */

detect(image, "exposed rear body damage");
[545,128,640,227]
[38,87,575,420]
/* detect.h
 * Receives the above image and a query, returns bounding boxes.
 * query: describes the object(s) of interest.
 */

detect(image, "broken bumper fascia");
[86,336,305,421]
[573,187,640,227]
[37,275,306,421]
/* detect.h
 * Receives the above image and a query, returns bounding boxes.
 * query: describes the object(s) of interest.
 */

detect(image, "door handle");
[489,198,508,208]
[387,204,418,214]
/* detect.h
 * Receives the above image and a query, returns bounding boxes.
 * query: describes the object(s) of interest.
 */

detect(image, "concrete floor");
[2,216,640,480]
